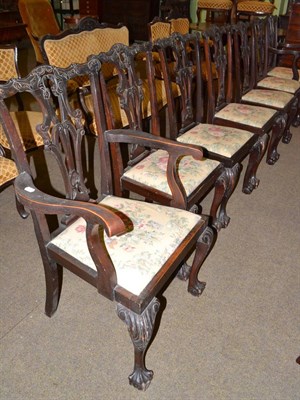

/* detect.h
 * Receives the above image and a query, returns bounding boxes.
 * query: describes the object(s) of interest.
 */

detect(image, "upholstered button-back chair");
[0,58,215,391]
[18,0,61,65]
[0,46,44,152]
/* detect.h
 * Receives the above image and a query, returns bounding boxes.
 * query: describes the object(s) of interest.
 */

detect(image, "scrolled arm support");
[105,129,204,208]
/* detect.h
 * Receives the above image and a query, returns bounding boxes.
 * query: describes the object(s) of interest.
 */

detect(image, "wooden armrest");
[104,129,204,160]
[15,172,131,238]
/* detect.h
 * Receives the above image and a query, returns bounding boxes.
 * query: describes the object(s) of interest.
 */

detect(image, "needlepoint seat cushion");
[122,149,220,196]
[177,124,253,158]
[267,67,300,82]
[50,195,202,296]
[241,89,294,109]
[214,103,277,128]
[257,76,300,94]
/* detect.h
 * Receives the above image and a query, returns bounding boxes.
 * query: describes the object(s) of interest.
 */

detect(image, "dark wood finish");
[153,32,267,202]
[0,21,27,43]
[79,0,160,41]
[79,0,100,17]
[88,41,235,231]
[232,20,298,160]
[160,0,191,20]
[0,2,27,43]
[202,24,287,175]
[0,47,214,391]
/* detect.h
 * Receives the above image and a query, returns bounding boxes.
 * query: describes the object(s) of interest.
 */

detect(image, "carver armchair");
[83,41,238,231]
[0,57,215,391]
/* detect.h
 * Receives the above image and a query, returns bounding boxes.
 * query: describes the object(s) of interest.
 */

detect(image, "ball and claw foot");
[188,280,206,297]
[267,151,280,165]
[213,214,230,231]
[129,367,153,391]
[177,262,191,281]
[243,176,260,195]
[282,130,292,144]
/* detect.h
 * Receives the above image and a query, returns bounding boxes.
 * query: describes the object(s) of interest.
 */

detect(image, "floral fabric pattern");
[268,67,300,82]
[258,76,300,94]
[177,123,253,157]
[123,149,220,196]
[50,196,202,296]
[215,103,277,128]
[242,89,293,108]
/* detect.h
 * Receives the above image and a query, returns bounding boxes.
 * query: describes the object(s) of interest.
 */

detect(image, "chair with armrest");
[251,17,300,132]
[0,61,215,391]
[232,20,298,153]
[87,40,238,231]
[18,0,61,65]
[201,24,287,169]
[0,45,44,153]
[265,15,300,80]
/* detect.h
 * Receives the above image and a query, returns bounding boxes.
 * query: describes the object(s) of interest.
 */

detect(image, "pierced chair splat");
[0,58,215,391]
[86,41,236,231]
[202,24,287,170]
[232,21,298,161]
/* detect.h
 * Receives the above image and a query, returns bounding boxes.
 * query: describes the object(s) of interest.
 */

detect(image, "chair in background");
[232,21,298,160]
[252,17,300,131]
[197,0,233,24]
[202,24,287,172]
[160,0,191,20]
[169,17,190,34]
[231,0,276,23]
[153,32,268,200]
[18,0,61,65]
[265,15,300,79]
[0,45,44,153]
[148,17,171,42]
[40,17,130,133]
[0,60,214,391]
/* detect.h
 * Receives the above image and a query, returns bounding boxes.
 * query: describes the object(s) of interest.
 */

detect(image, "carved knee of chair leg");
[116,298,160,391]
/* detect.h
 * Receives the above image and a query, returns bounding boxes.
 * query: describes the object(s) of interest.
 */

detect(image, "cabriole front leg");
[116,298,160,391]
[266,114,287,165]
[211,164,241,231]
[188,226,215,296]
[243,133,268,194]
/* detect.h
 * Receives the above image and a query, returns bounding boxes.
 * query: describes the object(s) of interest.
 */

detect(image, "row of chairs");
[0,17,299,390]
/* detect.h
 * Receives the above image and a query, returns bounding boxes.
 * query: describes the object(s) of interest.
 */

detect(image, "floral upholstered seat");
[123,150,220,197]
[50,195,202,296]
[267,67,300,82]
[177,124,253,158]
[257,76,300,94]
